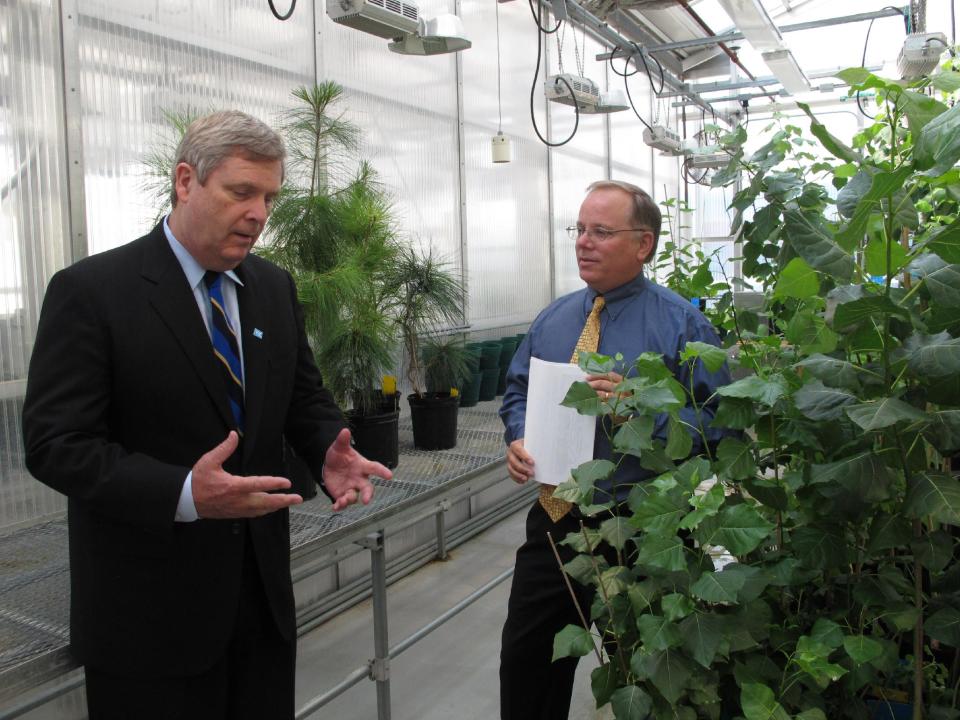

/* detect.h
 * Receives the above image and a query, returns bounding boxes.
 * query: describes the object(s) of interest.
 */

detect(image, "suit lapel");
[234,261,268,458]
[141,226,236,433]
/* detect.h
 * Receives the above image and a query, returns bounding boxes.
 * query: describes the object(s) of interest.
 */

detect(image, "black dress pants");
[500,501,600,720]
[84,526,295,720]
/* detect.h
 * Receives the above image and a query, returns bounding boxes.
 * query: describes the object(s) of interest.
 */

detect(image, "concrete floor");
[295,505,612,720]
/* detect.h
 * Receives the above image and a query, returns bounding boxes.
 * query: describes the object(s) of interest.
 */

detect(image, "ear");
[636,230,655,265]
[172,162,196,205]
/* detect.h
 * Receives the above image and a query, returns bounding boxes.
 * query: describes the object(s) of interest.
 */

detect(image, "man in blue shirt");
[498,180,730,719]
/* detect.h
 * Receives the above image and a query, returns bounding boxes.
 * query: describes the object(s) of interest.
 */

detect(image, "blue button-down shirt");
[500,274,731,499]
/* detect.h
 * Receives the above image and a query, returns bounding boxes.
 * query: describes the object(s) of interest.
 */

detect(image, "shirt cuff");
[175,471,199,522]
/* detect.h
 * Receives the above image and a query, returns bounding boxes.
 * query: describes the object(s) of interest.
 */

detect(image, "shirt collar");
[162,216,244,290]
[584,273,647,320]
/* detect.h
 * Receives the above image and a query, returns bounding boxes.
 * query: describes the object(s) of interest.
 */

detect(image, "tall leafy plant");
[551,63,960,719]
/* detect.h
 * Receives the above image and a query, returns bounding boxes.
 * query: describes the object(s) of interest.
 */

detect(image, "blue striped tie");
[204,271,245,435]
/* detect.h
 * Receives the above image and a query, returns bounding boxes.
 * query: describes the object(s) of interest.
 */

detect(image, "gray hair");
[586,180,662,262]
[171,110,286,206]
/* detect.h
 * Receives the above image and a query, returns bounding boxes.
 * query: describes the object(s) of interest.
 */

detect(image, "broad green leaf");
[717,374,789,406]
[591,663,618,708]
[832,295,909,330]
[690,568,746,604]
[773,257,820,299]
[798,102,861,162]
[925,608,960,647]
[904,471,960,526]
[742,477,788,511]
[613,416,656,456]
[561,380,604,415]
[785,309,838,355]
[571,460,617,492]
[696,504,774,556]
[599,566,631,597]
[740,683,790,720]
[926,217,960,263]
[552,478,585,503]
[843,634,884,664]
[906,331,960,377]
[796,710,828,720]
[628,579,662,616]
[932,69,960,93]
[610,686,652,720]
[924,263,960,308]
[665,414,693,460]
[914,98,960,176]
[635,534,686,572]
[661,593,695,621]
[835,166,917,250]
[810,450,896,503]
[912,529,954,572]
[563,554,602,585]
[907,251,948,277]
[783,209,855,281]
[791,525,850,568]
[674,457,713,491]
[794,379,857,421]
[867,513,912,553]
[810,618,844,648]
[681,341,729,373]
[923,409,960,455]
[635,649,693,704]
[794,354,862,390]
[836,169,873,219]
[552,624,595,661]
[896,89,948,134]
[633,352,673,382]
[637,614,683,650]
[680,483,725,530]
[621,377,687,414]
[632,492,688,534]
[559,526,602,553]
[864,237,908,277]
[844,397,927,431]
[716,436,756,481]
[711,396,757,429]
[599,516,636,552]
[721,564,768,603]
[679,612,726,668]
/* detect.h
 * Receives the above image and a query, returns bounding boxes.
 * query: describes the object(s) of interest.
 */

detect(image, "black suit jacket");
[22,223,346,677]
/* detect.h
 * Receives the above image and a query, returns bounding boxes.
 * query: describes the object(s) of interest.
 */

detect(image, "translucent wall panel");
[78,0,316,254]
[0,1,72,527]
[460,0,550,331]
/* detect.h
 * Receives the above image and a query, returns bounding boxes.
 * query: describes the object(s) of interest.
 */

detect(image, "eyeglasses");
[566,225,652,241]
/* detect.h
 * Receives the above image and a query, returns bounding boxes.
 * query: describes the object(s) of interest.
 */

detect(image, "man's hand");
[586,370,625,402]
[192,432,303,519]
[506,439,535,484]
[323,428,393,511]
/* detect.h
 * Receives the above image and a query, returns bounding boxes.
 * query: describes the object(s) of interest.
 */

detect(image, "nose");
[575,230,592,250]
[245,196,269,225]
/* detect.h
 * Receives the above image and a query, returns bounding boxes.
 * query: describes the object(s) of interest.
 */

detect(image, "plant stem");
[546,531,603,664]
[579,522,630,679]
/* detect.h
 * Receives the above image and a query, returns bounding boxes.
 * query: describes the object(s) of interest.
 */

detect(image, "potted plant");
[548,61,960,719]
[383,245,465,450]
[264,83,405,468]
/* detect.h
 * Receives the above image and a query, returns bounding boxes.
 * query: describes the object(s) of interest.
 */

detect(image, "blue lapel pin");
[253,328,264,340]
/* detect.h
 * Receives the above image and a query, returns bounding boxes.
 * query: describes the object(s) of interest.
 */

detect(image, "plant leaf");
[794,353,862,390]
[637,614,683,651]
[690,568,746,604]
[844,397,927,431]
[832,294,909,330]
[552,624,595,661]
[716,436,756,481]
[740,682,791,720]
[904,471,960,526]
[599,516,636,552]
[794,379,858,421]
[717,375,789,407]
[914,98,960,176]
[634,534,686,572]
[681,341,729,373]
[665,414,694,460]
[924,263,960,308]
[679,612,726,668]
[906,331,960,377]
[613,416,656,456]
[926,608,960,647]
[610,686,653,720]
[843,634,884,664]
[635,649,693,704]
[783,209,854,281]
[773,257,820,299]
[696,504,774,556]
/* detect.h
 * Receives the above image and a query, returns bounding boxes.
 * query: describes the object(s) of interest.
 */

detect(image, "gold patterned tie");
[538,294,605,522]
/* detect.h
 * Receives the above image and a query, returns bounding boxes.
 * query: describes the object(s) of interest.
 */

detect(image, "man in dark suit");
[22,110,392,719]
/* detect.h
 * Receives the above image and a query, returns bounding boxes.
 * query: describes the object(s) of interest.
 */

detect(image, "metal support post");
[435,500,449,561]
[362,531,391,720]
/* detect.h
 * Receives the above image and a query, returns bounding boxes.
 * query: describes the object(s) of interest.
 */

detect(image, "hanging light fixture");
[491,0,512,163]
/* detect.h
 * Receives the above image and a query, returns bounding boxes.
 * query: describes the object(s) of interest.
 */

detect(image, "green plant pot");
[347,407,400,469]
[478,367,500,401]
[407,392,459,450]
[459,371,482,407]
[480,343,501,370]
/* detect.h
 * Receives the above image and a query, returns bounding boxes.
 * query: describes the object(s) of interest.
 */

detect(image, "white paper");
[523,357,596,487]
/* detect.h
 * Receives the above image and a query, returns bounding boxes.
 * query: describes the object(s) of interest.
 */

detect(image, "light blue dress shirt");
[163,217,245,522]
[499,273,732,501]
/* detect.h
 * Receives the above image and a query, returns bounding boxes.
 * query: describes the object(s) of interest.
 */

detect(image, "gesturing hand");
[323,428,393,511]
[192,432,303,519]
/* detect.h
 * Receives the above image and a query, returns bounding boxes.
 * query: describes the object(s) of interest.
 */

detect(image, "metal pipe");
[0,673,84,720]
[368,532,391,720]
[294,665,370,719]
[389,568,514,659]
[435,508,447,561]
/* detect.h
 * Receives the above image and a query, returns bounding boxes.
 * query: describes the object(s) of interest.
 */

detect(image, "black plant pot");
[347,407,400,469]
[407,392,459,450]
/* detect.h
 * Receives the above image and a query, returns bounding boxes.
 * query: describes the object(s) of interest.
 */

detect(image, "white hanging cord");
[496,1,504,132]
